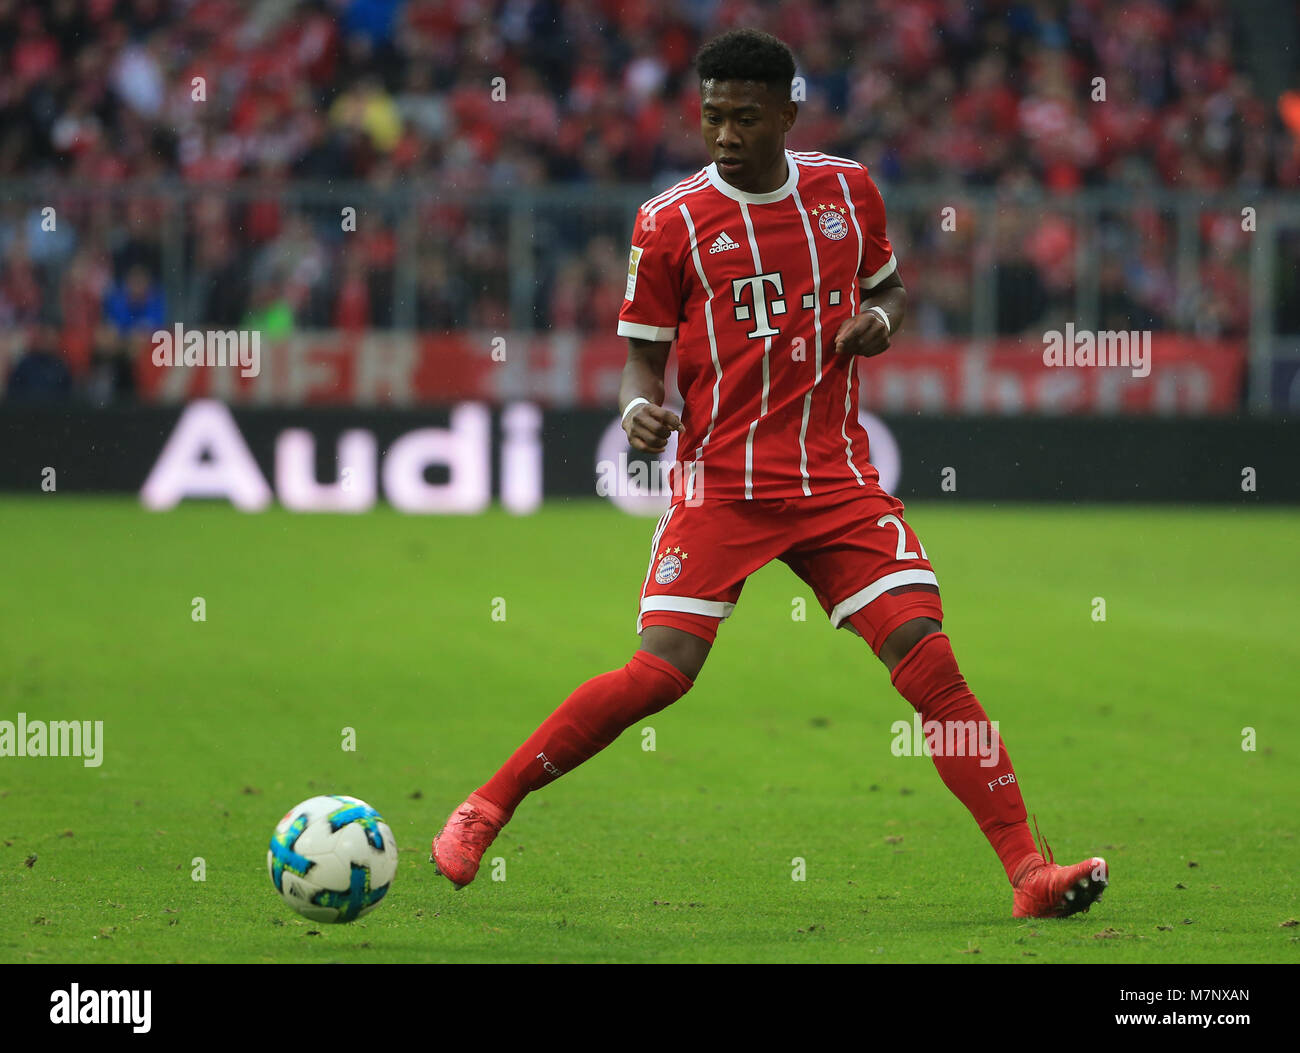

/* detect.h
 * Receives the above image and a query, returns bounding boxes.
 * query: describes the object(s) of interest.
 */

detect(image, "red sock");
[890,632,1040,883]
[477,650,693,820]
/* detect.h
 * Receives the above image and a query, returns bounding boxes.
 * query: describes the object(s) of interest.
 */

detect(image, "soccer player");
[432,28,1108,919]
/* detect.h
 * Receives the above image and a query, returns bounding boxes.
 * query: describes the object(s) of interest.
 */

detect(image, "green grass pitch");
[1,497,1296,963]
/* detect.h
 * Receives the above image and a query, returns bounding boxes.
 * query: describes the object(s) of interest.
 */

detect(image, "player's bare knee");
[639,625,711,681]
[878,617,942,672]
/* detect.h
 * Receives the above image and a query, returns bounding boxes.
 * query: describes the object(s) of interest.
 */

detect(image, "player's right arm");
[620,338,683,454]
[616,203,686,454]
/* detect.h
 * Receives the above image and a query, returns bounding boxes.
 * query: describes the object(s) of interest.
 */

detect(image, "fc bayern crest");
[811,203,849,241]
[655,554,682,584]
[653,546,687,584]
[818,210,848,240]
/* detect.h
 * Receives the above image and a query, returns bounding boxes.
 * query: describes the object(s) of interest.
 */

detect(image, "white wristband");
[867,305,891,333]
[621,397,652,425]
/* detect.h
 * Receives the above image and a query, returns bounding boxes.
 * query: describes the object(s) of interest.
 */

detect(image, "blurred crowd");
[1,0,1295,400]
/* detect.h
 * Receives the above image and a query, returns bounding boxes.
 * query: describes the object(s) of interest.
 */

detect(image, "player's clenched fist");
[623,401,684,454]
[834,309,890,358]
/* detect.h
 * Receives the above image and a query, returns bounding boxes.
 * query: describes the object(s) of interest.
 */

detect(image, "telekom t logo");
[732,272,787,338]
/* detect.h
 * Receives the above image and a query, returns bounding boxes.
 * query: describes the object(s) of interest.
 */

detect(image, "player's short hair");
[695,28,796,101]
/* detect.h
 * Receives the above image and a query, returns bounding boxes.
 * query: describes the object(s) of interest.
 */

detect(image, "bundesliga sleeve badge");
[625,245,644,301]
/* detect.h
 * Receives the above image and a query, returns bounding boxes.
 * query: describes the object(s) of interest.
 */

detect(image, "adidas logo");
[708,231,740,254]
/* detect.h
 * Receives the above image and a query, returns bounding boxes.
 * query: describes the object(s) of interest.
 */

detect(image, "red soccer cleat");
[430,792,509,890]
[1011,816,1108,918]
[1012,855,1108,918]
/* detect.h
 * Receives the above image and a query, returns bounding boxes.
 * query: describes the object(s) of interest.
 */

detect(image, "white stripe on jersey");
[639,503,678,604]
[862,252,898,289]
[677,203,723,499]
[642,169,707,211]
[789,151,864,169]
[837,170,867,487]
[789,183,825,497]
[792,160,864,170]
[838,171,865,280]
[738,200,772,501]
[790,152,863,169]
[789,150,861,160]
[841,361,865,487]
[641,171,709,218]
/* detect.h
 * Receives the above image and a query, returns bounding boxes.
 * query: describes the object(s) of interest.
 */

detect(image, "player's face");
[700,80,796,194]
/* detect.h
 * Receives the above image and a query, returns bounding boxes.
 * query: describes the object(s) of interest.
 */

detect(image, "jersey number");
[878,515,927,561]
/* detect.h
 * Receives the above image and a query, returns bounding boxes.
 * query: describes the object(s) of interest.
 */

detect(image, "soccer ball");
[267,794,398,923]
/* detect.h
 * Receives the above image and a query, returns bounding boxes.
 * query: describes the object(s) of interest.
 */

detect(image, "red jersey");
[617,149,898,502]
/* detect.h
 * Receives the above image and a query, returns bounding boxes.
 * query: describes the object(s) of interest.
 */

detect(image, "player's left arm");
[834,267,905,358]
[835,164,906,359]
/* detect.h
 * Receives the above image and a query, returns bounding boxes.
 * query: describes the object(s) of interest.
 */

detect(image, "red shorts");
[637,485,943,656]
